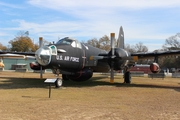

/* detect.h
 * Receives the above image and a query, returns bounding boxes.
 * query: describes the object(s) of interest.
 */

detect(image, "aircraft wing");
[0,51,35,60]
[131,50,180,60]
[95,50,180,63]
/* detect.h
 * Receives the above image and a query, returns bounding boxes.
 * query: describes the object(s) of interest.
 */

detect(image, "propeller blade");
[110,33,115,57]
[40,65,43,79]
[39,37,43,48]
[110,62,114,83]
[110,33,115,83]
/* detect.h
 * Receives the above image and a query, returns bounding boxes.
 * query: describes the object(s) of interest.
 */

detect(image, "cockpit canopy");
[56,37,82,49]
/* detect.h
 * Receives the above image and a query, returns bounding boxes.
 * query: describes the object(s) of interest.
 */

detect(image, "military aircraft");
[1,26,180,87]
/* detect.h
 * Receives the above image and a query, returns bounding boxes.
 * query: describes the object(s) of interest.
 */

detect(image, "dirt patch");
[0,71,180,120]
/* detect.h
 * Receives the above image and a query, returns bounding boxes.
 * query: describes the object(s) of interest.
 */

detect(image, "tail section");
[117,26,124,49]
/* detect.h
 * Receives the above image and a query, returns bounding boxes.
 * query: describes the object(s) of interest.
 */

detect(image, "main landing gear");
[124,71,131,83]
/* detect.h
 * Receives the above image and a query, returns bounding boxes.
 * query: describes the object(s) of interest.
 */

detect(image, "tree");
[9,31,38,52]
[133,42,148,52]
[125,42,149,64]
[160,33,180,69]
[99,35,111,51]
[159,56,180,70]
[87,38,100,48]
[125,42,148,53]
[125,44,136,53]
[87,35,114,51]
[0,43,7,51]
[162,33,180,50]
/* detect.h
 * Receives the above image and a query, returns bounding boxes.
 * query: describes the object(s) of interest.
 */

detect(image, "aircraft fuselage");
[35,37,110,75]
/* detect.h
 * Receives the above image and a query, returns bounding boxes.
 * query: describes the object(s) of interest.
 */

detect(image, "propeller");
[110,33,115,83]
[39,37,43,79]
[92,26,138,83]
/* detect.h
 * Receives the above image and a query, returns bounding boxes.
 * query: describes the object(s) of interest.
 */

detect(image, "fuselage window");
[76,41,82,49]
[71,41,76,48]
[49,45,57,55]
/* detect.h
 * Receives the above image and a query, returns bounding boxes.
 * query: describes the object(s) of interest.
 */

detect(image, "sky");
[0,0,180,51]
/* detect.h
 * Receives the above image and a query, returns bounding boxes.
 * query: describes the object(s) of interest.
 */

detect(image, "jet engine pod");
[150,63,160,73]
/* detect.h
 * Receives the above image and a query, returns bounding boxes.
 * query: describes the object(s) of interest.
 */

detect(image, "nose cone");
[35,46,51,66]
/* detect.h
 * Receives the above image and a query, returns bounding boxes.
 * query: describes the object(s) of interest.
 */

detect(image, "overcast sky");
[0,0,180,51]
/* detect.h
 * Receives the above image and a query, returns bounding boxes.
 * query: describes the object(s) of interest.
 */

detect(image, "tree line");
[0,31,180,69]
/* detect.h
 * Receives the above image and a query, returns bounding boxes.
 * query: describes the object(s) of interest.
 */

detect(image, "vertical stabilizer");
[117,26,124,48]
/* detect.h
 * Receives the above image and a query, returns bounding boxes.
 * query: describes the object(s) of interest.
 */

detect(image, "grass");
[0,71,180,120]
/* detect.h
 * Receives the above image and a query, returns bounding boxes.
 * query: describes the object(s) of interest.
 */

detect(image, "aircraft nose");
[35,46,51,66]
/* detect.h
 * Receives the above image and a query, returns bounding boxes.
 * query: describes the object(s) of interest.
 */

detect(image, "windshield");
[56,37,73,45]
[56,37,82,49]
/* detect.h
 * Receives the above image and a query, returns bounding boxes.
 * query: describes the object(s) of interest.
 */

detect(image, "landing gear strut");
[124,71,131,83]
[52,69,63,88]
[123,66,131,84]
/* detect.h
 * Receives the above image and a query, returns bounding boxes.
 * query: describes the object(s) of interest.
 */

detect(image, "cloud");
[27,0,180,24]
[11,19,170,42]
[28,0,180,9]
[27,0,180,31]
[0,1,24,9]
[1,0,180,51]
[0,32,8,36]
[11,20,106,39]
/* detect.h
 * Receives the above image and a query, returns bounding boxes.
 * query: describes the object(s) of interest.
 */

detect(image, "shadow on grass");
[0,76,179,92]
[0,76,112,89]
[0,78,46,89]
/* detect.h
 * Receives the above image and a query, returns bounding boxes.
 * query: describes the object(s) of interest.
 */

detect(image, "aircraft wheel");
[124,72,131,84]
[55,78,63,88]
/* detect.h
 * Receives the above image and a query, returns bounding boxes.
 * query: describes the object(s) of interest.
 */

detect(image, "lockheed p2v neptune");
[1,26,180,87]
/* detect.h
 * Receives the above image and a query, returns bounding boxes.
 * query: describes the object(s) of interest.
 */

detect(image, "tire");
[55,78,63,88]
[124,72,131,84]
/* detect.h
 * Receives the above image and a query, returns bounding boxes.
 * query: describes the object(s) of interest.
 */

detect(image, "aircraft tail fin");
[117,26,124,49]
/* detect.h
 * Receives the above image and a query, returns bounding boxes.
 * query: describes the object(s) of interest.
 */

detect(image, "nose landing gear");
[55,78,63,88]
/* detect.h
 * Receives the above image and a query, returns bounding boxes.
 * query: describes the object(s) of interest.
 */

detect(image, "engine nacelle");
[108,48,133,70]
[67,68,93,82]
[150,63,160,73]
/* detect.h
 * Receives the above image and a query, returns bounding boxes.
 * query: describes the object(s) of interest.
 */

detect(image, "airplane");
[1,26,180,88]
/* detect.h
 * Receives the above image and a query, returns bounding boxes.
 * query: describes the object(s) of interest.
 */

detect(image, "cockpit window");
[71,41,76,47]
[49,45,57,55]
[56,37,82,49]
[56,37,73,45]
